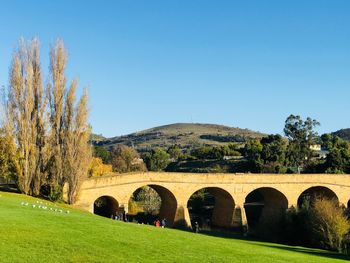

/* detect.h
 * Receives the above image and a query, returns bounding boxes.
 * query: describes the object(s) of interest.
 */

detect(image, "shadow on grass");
[255,243,350,261]
[199,229,251,241]
[184,227,258,243]
[0,184,20,193]
[191,229,350,261]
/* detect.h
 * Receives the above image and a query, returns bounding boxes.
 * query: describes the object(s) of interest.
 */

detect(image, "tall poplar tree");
[65,89,91,204]
[47,39,67,199]
[47,40,91,201]
[7,39,46,195]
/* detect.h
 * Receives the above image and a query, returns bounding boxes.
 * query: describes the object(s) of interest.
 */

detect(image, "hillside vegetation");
[0,192,349,263]
[332,129,350,141]
[92,123,266,151]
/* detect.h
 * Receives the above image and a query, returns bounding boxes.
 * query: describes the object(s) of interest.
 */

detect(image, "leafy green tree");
[320,134,334,150]
[111,145,146,173]
[143,148,170,171]
[226,143,242,156]
[93,146,111,164]
[243,136,287,173]
[167,145,183,161]
[210,146,225,159]
[284,115,320,172]
[260,135,287,173]
[244,139,263,161]
[244,139,263,172]
[191,147,212,159]
[190,145,241,160]
[322,136,350,174]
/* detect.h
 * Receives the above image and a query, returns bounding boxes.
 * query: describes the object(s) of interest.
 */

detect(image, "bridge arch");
[244,187,288,234]
[128,184,178,226]
[297,186,339,208]
[187,187,235,229]
[93,195,119,218]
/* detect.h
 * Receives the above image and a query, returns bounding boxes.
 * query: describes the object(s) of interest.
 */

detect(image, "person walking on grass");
[194,221,199,233]
[161,218,167,228]
[154,219,161,227]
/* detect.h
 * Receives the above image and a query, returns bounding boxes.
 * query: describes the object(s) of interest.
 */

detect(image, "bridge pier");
[173,204,191,228]
[339,198,349,208]
[232,204,248,233]
[119,203,128,213]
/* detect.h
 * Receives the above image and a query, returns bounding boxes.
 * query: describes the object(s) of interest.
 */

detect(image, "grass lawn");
[0,192,348,263]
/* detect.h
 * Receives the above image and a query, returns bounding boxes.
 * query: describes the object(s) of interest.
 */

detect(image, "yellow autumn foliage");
[89,157,113,177]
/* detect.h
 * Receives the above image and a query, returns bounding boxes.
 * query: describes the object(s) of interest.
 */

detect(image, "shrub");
[88,157,113,177]
[309,198,350,252]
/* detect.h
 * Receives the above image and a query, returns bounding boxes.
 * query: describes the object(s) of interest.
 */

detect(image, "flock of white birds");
[21,200,70,214]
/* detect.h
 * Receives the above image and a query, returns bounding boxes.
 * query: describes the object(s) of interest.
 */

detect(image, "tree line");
[0,38,91,203]
[244,115,350,174]
[91,114,350,175]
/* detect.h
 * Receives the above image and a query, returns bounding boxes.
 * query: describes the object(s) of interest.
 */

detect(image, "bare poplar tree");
[7,39,46,195]
[29,40,47,195]
[65,89,91,204]
[47,40,67,199]
[47,40,91,201]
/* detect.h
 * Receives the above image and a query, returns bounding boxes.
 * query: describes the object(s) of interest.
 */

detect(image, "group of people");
[111,212,167,228]
[110,213,200,233]
[154,218,167,228]
[111,212,127,222]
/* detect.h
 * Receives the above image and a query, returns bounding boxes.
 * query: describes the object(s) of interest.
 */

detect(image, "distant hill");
[92,123,266,151]
[332,128,350,141]
[90,133,106,142]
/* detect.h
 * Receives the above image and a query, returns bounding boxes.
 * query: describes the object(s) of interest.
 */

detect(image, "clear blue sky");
[1,0,350,137]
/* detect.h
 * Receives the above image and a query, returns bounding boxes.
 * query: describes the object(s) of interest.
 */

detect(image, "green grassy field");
[0,192,348,263]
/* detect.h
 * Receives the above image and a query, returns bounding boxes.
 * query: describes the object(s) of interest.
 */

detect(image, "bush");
[89,157,113,177]
[280,199,350,253]
[309,198,350,252]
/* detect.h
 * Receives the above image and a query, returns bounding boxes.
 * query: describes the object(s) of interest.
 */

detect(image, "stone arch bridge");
[74,172,350,230]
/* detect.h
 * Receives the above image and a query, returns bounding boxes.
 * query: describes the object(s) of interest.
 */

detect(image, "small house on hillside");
[310,144,329,159]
